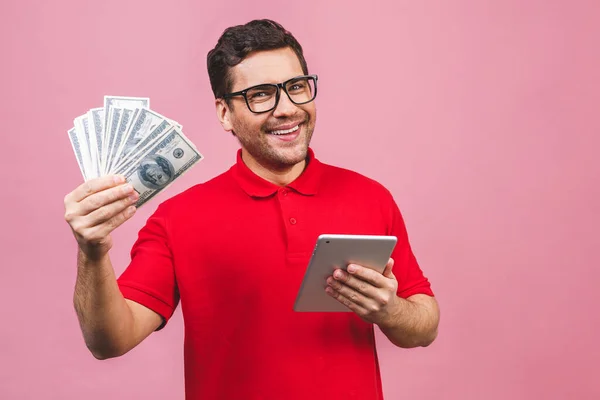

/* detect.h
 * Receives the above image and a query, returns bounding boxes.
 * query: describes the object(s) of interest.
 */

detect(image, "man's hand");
[325,258,399,327]
[64,175,139,261]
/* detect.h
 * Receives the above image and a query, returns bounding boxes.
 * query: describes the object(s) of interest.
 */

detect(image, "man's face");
[146,164,169,186]
[217,47,317,170]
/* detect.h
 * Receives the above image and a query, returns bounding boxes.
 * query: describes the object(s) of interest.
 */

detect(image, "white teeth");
[270,125,299,135]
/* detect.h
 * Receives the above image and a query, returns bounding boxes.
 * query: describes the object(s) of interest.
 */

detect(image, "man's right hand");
[64,175,139,261]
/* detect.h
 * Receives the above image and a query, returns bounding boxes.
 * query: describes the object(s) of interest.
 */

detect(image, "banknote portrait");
[137,155,174,189]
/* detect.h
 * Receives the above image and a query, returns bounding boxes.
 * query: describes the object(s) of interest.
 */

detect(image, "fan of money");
[67,95,203,208]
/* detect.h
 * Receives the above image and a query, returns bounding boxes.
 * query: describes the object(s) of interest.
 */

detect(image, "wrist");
[75,248,115,288]
[77,246,110,267]
[377,296,404,330]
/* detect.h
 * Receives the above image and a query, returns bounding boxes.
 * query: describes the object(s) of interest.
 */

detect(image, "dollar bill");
[74,114,99,179]
[67,128,87,180]
[103,95,149,139]
[102,107,122,175]
[104,95,149,115]
[102,108,122,174]
[112,123,175,175]
[106,108,137,173]
[103,96,149,167]
[123,128,203,207]
[113,108,172,168]
[73,117,89,178]
[68,95,203,208]
[88,108,105,176]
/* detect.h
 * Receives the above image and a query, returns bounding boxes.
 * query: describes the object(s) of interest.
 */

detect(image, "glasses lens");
[285,76,316,104]
[246,85,278,113]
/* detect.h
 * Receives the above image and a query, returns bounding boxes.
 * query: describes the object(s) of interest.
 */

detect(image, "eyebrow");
[243,74,306,88]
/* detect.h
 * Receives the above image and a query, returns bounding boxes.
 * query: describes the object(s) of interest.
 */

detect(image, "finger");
[67,175,126,204]
[345,264,390,288]
[85,205,137,241]
[331,270,378,298]
[382,258,395,279]
[84,191,139,227]
[78,183,135,215]
[325,286,368,314]
[327,278,375,310]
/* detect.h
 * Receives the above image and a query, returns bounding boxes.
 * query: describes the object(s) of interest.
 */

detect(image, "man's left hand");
[325,258,399,326]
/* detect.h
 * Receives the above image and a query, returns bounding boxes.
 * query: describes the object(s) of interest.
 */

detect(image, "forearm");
[73,249,134,359]
[378,294,439,348]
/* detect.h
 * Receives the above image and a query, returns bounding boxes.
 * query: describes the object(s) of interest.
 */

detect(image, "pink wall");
[1,0,599,399]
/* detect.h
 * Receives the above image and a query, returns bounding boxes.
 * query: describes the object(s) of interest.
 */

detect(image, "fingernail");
[113,175,125,184]
[122,184,133,194]
[334,270,344,279]
[126,206,136,216]
[347,264,357,273]
[128,193,138,203]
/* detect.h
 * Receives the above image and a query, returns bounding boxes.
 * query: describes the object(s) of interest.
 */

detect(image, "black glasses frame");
[221,74,318,114]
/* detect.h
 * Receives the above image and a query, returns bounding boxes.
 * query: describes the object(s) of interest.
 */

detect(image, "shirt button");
[289,218,297,225]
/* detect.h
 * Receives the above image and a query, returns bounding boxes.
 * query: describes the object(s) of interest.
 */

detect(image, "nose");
[272,90,298,118]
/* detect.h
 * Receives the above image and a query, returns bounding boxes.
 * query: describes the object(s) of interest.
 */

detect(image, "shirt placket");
[276,187,305,257]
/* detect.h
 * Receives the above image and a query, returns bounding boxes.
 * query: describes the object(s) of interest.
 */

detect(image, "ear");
[216,98,234,132]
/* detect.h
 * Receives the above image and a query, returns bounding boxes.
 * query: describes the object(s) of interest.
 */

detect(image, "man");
[64,19,440,400]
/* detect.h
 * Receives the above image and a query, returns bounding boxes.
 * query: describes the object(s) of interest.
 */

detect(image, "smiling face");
[216,47,317,171]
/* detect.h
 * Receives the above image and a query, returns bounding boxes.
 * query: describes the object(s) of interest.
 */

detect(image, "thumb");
[383,258,395,279]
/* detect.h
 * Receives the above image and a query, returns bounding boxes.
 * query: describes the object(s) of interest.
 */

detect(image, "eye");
[289,82,307,92]
[247,86,276,102]
[249,91,268,99]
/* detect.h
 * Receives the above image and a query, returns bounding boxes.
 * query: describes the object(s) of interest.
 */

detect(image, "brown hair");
[207,19,309,99]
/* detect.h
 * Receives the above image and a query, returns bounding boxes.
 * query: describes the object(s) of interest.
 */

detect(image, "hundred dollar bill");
[113,108,172,169]
[88,108,105,175]
[74,114,98,179]
[112,123,175,175]
[104,95,149,116]
[123,128,203,207]
[73,117,90,178]
[116,126,197,178]
[106,108,137,173]
[102,107,121,175]
[103,96,149,167]
[67,128,87,180]
[103,95,149,138]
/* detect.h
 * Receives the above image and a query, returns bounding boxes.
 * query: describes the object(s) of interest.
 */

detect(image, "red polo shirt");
[117,148,434,400]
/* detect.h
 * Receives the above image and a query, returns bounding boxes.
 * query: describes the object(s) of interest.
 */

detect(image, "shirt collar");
[232,147,322,198]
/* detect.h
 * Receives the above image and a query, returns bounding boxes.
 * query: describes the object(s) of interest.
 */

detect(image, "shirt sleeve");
[117,203,179,330]
[385,192,435,298]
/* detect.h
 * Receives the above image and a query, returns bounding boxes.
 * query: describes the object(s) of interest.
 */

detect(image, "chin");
[274,144,309,165]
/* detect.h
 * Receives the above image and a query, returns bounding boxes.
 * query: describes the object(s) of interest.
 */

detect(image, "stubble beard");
[234,112,315,171]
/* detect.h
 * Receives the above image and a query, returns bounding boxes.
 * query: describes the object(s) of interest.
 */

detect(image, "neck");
[241,150,307,186]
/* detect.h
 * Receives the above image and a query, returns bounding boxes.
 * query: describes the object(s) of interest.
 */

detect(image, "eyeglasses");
[222,74,318,114]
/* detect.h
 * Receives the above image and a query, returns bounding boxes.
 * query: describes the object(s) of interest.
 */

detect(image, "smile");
[269,124,300,135]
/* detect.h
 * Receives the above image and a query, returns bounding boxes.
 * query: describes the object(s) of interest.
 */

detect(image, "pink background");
[1,0,599,399]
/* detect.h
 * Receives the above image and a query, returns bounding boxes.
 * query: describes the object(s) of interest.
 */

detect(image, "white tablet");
[293,234,397,312]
